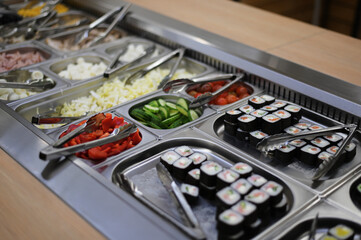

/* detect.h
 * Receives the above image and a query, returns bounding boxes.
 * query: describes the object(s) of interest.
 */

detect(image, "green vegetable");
[158,99,166,107]
[143,104,159,113]
[176,105,188,116]
[148,100,159,107]
[166,102,177,110]
[188,109,199,121]
[177,98,189,110]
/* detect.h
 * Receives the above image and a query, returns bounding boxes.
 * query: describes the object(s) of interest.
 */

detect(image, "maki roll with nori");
[275,144,296,164]
[236,128,249,141]
[289,139,307,154]
[274,110,292,129]
[309,125,324,131]
[200,161,223,187]
[225,110,242,123]
[224,119,238,136]
[284,126,302,135]
[239,105,255,114]
[231,162,253,178]
[261,181,283,205]
[261,114,282,135]
[172,157,193,180]
[237,114,257,132]
[250,109,268,125]
[324,134,343,144]
[245,189,270,213]
[284,104,302,122]
[318,151,333,165]
[160,150,181,171]
[299,144,321,165]
[261,105,278,113]
[329,224,355,240]
[217,209,244,236]
[326,145,339,155]
[247,174,267,188]
[356,183,361,200]
[175,146,194,157]
[344,142,356,161]
[232,200,258,225]
[248,96,266,109]
[199,182,216,199]
[216,169,240,190]
[271,100,287,108]
[319,235,337,240]
[249,130,268,146]
[294,122,311,130]
[260,94,275,105]
[311,137,331,151]
[188,152,207,168]
[185,168,200,186]
[180,183,199,204]
[216,187,241,211]
[231,178,253,196]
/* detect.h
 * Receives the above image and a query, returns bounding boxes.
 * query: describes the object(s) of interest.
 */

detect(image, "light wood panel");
[0,150,105,240]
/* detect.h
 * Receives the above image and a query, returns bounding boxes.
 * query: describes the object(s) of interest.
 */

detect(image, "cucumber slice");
[159,106,169,120]
[169,109,179,116]
[188,109,199,121]
[176,105,188,116]
[180,115,190,124]
[176,98,189,110]
[143,109,162,122]
[144,104,159,113]
[194,108,203,117]
[161,113,181,126]
[148,121,162,129]
[148,100,159,107]
[158,99,167,107]
[166,102,177,110]
[130,108,150,122]
[168,117,184,129]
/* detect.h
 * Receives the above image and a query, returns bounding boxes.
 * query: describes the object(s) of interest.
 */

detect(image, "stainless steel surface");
[0,77,55,91]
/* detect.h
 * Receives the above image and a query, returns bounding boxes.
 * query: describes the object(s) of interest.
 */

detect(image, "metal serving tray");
[195,96,361,193]
[109,128,315,240]
[267,200,361,240]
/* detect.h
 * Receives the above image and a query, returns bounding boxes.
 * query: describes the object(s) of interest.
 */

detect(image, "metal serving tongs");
[32,110,90,126]
[124,48,185,86]
[0,77,55,91]
[40,120,137,161]
[308,213,319,240]
[103,44,156,78]
[156,163,206,239]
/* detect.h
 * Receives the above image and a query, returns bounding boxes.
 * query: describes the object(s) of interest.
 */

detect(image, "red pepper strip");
[101,117,113,132]
[113,116,124,126]
[105,113,112,119]
[131,129,142,145]
[126,140,135,149]
[108,140,128,157]
[88,147,107,160]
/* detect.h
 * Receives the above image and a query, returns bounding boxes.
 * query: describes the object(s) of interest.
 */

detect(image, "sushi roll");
[237,114,258,132]
[232,200,258,225]
[261,181,283,205]
[231,162,253,178]
[248,96,266,109]
[160,150,181,171]
[231,178,253,196]
[250,109,268,125]
[180,183,199,204]
[185,168,200,186]
[326,145,340,155]
[199,182,216,199]
[318,151,333,166]
[344,142,356,161]
[216,169,240,190]
[217,209,244,236]
[172,157,193,180]
[284,104,302,122]
[329,224,355,240]
[261,114,282,135]
[324,134,343,144]
[260,94,275,105]
[224,119,238,136]
[249,130,268,146]
[216,187,241,211]
[299,144,321,165]
[271,100,287,108]
[239,105,255,114]
[236,128,249,142]
[294,122,311,130]
[319,235,337,240]
[289,139,307,154]
[308,125,324,131]
[200,161,223,187]
[311,137,331,151]
[174,146,194,157]
[356,183,361,200]
[245,189,270,213]
[261,105,278,113]
[225,109,242,123]
[284,126,302,135]
[247,174,267,188]
[274,110,292,129]
[188,152,207,168]
[275,144,296,164]
[273,194,288,213]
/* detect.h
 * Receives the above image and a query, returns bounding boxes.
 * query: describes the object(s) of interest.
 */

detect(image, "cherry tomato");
[215,97,228,105]
[188,90,198,97]
[239,93,250,99]
[212,84,223,92]
[229,84,238,92]
[226,94,239,103]
[199,83,212,93]
[228,91,237,96]
[219,91,228,98]
[194,92,203,98]
[236,86,248,96]
[212,80,226,86]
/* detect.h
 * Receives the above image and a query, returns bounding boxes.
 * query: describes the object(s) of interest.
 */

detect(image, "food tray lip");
[107,127,316,240]
[267,200,361,240]
[194,94,361,194]
[115,91,217,138]
[41,51,112,85]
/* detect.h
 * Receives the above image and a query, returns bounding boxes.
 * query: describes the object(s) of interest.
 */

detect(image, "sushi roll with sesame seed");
[217,209,244,236]
[185,168,200,186]
[311,137,331,151]
[231,162,253,178]
[250,109,268,125]
[299,144,322,165]
[188,152,207,168]
[232,200,258,225]
[239,105,255,114]
[262,114,282,135]
[225,109,242,123]
[216,169,240,190]
[271,100,287,108]
[261,181,283,205]
[248,96,266,109]
[237,114,258,132]
[200,161,223,187]
[284,126,302,135]
[284,104,302,122]
[274,110,292,129]
[231,178,253,196]
[172,157,193,180]
[245,189,270,213]
[180,183,199,204]
[260,94,275,105]
[329,224,354,240]
[275,144,296,164]
[174,146,194,157]
[249,130,268,146]
[224,119,238,136]
[216,187,241,213]
[236,128,249,142]
[160,150,181,172]
[294,122,311,130]
[247,174,267,188]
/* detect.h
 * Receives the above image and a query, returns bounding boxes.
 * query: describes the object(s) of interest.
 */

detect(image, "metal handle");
[157,48,185,89]
[89,6,123,29]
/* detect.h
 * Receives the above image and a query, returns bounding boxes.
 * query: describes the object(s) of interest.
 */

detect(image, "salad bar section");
[1,0,361,239]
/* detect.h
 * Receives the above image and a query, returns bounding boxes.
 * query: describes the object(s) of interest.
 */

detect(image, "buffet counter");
[1,0,361,239]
